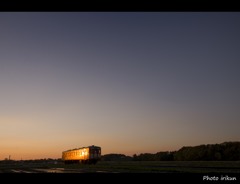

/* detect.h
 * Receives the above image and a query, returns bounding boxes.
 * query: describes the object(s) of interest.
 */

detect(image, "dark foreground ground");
[0,161,240,173]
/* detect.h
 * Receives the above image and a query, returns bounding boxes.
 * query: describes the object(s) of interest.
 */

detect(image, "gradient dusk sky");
[0,12,240,160]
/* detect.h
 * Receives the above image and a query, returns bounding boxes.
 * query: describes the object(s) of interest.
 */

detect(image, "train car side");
[62,145,101,164]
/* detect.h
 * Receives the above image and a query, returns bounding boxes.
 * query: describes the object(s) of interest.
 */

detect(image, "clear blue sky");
[0,12,240,160]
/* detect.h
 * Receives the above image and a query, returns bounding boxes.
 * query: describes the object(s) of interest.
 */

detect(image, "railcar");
[62,145,101,164]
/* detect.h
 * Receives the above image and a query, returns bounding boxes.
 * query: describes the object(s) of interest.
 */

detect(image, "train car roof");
[62,145,101,152]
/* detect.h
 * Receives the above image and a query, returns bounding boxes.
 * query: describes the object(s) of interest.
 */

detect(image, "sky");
[0,12,240,160]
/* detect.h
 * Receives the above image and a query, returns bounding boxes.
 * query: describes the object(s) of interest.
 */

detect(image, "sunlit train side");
[62,145,101,164]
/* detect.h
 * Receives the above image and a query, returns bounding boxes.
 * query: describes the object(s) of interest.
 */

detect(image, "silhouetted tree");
[173,142,240,161]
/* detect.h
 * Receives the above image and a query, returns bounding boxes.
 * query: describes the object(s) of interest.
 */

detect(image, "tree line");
[101,142,240,161]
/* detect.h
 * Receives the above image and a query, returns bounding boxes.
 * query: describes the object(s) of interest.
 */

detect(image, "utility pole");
[9,155,11,160]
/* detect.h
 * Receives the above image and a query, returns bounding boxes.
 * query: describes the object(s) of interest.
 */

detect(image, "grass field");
[61,161,240,173]
[1,161,239,173]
